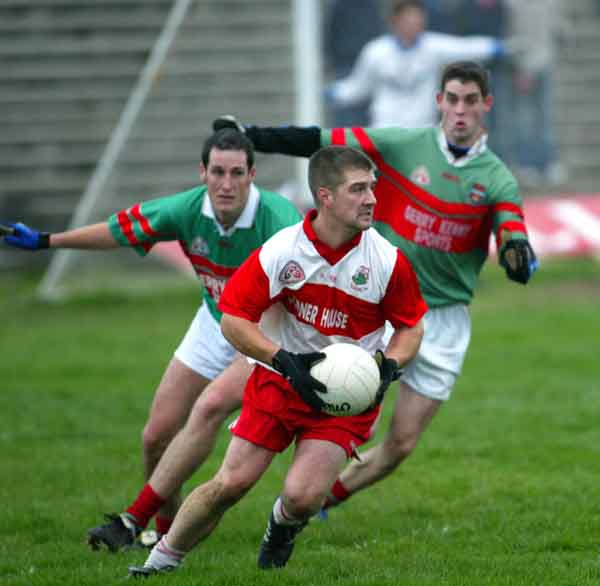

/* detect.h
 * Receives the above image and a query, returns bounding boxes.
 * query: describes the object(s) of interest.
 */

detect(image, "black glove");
[272,349,327,411]
[499,239,538,284]
[213,115,245,134]
[373,350,401,406]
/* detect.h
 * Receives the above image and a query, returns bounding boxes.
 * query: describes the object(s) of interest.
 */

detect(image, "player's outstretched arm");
[213,115,321,158]
[499,239,538,284]
[2,221,118,251]
[2,222,49,250]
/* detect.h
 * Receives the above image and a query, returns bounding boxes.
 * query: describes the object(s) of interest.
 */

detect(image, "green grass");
[1,257,600,585]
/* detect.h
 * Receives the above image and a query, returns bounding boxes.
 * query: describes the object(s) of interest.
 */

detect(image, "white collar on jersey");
[437,127,488,168]
[201,183,260,237]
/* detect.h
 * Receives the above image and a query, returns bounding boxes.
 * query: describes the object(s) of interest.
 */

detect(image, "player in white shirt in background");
[326,0,507,128]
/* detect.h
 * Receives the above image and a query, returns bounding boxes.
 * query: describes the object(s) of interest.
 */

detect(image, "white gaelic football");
[310,343,380,416]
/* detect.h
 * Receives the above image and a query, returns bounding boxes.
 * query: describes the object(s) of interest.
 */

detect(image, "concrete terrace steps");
[1,0,170,5]
[1,91,294,123]
[0,7,289,26]
[2,155,290,209]
[0,0,282,7]
[0,0,295,254]
[3,167,198,196]
[566,0,600,19]
[552,1,600,186]
[0,74,295,105]
[1,101,292,141]
[3,54,291,82]
[0,34,292,58]
[0,0,288,30]
[0,16,290,38]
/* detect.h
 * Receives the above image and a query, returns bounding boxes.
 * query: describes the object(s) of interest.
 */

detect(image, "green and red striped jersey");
[324,126,529,307]
[108,184,301,321]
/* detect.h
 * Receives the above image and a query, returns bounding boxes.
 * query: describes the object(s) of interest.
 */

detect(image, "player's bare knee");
[197,477,240,513]
[383,431,419,466]
[190,390,234,427]
[281,489,322,518]
[142,422,175,458]
[215,471,255,506]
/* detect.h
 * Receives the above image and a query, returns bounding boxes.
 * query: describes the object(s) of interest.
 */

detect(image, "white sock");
[272,497,305,527]
[145,536,185,570]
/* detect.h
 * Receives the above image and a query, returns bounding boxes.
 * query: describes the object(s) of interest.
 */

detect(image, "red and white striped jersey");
[219,210,427,355]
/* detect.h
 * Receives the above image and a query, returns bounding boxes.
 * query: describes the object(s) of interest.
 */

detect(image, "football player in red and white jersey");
[129,146,426,576]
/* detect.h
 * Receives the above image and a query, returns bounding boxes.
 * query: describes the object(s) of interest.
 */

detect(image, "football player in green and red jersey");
[3,129,301,548]
[128,145,426,577]
[212,60,538,512]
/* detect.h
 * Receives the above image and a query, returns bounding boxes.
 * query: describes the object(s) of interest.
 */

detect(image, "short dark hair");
[440,61,491,98]
[308,146,376,205]
[201,128,255,169]
[391,0,425,16]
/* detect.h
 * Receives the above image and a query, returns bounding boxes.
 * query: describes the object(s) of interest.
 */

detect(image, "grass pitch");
[1,257,599,586]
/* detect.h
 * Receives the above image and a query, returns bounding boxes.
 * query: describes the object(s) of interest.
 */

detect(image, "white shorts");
[385,304,471,402]
[174,303,239,381]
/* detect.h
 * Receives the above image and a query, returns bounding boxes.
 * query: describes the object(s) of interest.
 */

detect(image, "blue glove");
[493,39,506,59]
[3,222,50,250]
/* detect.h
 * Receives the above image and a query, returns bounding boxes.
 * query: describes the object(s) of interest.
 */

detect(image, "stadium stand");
[555,0,600,192]
[1,0,600,270]
[0,0,295,267]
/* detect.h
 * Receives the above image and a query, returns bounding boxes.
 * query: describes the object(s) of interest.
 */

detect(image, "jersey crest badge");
[469,183,488,204]
[279,260,305,284]
[411,165,430,186]
[190,236,209,256]
[351,265,370,290]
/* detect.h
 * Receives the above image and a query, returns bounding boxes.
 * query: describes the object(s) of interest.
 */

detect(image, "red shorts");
[230,365,379,458]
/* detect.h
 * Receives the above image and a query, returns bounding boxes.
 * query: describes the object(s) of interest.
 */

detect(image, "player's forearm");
[245,125,321,158]
[50,222,119,249]
[220,313,280,366]
[327,55,374,106]
[385,320,424,367]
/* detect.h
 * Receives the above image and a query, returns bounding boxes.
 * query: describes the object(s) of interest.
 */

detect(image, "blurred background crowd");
[323,0,567,188]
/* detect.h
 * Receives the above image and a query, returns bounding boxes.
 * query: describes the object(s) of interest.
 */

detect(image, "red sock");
[324,479,351,509]
[155,515,173,536]
[126,484,166,529]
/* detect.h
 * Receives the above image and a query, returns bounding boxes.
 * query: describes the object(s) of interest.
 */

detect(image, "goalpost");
[293,0,323,210]
[37,0,322,300]
[37,0,194,300]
